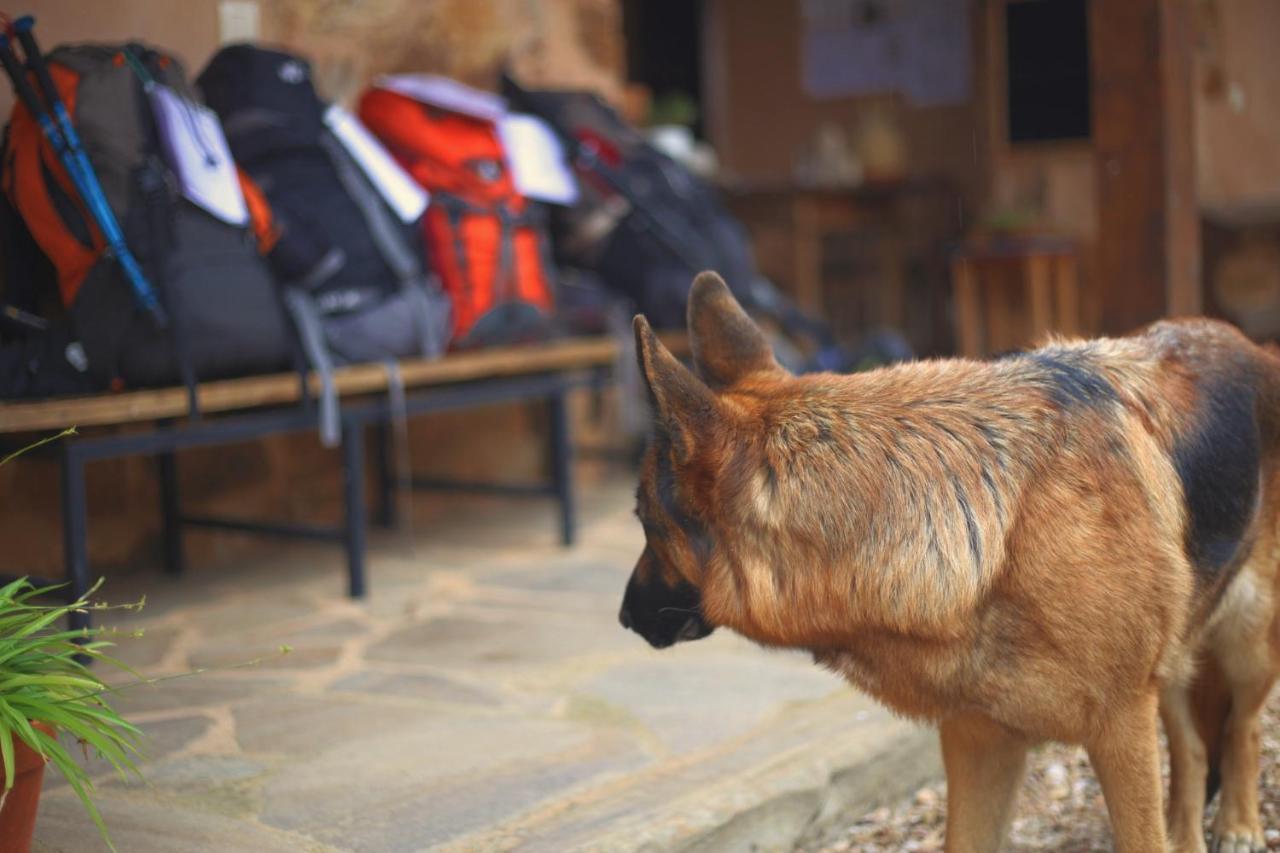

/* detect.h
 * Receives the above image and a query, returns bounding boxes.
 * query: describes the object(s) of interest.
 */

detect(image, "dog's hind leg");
[1087,691,1167,853]
[1207,561,1278,853]
[939,713,1028,853]
[1210,663,1275,852]
[1162,682,1210,853]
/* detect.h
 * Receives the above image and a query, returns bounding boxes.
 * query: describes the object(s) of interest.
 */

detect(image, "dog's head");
[618,272,786,648]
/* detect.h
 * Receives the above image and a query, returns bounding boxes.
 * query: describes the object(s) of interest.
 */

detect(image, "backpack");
[1,42,291,395]
[197,46,450,369]
[357,76,555,348]
[0,170,93,398]
[501,78,755,331]
[501,77,905,374]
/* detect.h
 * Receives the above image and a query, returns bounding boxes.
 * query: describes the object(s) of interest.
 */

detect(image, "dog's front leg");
[1087,691,1167,853]
[1160,683,1209,853]
[940,713,1028,853]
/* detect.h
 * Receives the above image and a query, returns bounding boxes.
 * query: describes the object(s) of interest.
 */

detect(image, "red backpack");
[357,78,554,347]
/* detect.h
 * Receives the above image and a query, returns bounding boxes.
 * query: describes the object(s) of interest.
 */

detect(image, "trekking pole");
[5,16,167,327]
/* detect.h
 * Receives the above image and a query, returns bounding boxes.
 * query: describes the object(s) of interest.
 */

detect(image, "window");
[1005,0,1091,143]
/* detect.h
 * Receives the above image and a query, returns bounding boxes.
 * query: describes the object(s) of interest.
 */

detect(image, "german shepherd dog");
[618,273,1280,852]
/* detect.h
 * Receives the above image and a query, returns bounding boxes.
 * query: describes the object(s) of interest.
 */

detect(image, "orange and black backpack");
[1,42,291,395]
[357,77,555,348]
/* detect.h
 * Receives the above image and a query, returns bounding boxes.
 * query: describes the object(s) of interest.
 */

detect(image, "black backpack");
[1,43,293,399]
[502,76,910,374]
[198,47,449,358]
[501,78,756,330]
[198,45,450,442]
[0,187,95,398]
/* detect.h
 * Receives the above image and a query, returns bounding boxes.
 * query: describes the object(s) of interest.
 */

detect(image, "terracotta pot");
[0,724,52,853]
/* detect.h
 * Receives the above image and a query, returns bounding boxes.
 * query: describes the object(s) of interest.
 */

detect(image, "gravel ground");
[813,693,1279,852]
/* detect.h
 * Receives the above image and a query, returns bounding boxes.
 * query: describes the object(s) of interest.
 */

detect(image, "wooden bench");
[0,336,644,630]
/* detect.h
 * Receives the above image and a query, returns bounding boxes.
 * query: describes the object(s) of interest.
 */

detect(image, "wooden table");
[720,179,963,354]
[950,234,1081,357]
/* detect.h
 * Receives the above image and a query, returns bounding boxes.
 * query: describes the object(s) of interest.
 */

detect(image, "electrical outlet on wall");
[219,0,260,44]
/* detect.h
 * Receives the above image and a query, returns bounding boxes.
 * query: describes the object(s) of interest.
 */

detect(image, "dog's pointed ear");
[634,314,718,462]
[687,271,782,389]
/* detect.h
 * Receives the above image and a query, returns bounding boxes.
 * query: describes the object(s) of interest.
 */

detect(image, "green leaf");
[0,708,13,793]
[1,712,46,764]
[0,674,102,692]
[35,729,116,853]
[0,427,77,467]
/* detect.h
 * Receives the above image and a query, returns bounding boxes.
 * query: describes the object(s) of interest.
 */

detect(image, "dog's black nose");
[618,606,633,630]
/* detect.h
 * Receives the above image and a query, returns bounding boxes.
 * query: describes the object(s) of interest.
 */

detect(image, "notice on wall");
[801,0,970,106]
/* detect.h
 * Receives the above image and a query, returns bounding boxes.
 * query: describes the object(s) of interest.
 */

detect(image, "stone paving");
[30,466,938,852]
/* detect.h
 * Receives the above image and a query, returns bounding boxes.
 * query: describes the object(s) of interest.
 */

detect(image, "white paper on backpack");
[148,84,248,226]
[374,74,507,121]
[323,104,429,223]
[498,112,579,206]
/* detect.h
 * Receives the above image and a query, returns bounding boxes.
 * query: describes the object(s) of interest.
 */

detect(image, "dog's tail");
[1191,655,1231,806]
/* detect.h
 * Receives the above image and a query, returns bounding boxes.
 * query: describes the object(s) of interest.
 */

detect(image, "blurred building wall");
[1195,0,1280,340]
[1195,0,1280,219]
[705,1,1264,338]
[704,0,986,204]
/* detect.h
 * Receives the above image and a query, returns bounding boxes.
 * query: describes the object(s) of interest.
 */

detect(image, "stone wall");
[259,0,625,104]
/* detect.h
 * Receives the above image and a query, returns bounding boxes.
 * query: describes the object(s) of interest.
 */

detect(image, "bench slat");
[0,336,642,434]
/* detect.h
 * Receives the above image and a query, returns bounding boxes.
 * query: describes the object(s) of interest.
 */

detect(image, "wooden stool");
[950,234,1081,357]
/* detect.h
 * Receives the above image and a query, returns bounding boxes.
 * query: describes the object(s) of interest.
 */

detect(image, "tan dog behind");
[618,272,1280,852]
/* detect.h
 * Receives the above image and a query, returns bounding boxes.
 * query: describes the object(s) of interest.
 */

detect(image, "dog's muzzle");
[618,571,714,649]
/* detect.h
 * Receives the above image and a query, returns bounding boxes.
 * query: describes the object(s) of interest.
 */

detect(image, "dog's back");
[1021,318,1280,623]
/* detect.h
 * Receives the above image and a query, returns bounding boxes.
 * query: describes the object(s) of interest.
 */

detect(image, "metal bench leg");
[156,450,186,576]
[342,420,368,598]
[372,421,397,529]
[548,389,576,547]
[60,446,91,633]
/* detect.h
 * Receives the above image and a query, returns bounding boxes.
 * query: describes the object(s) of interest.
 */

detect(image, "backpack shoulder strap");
[318,130,420,285]
[318,130,449,358]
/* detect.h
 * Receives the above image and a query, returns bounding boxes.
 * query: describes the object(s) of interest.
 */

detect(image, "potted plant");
[0,429,141,852]
[0,717,53,849]
[0,429,288,851]
[0,577,144,852]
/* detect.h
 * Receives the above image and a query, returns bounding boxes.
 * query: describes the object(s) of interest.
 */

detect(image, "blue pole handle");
[11,16,168,327]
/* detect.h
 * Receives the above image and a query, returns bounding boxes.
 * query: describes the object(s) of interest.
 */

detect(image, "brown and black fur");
[618,272,1280,853]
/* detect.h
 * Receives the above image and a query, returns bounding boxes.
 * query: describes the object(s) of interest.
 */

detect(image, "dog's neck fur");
[693,354,1136,650]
